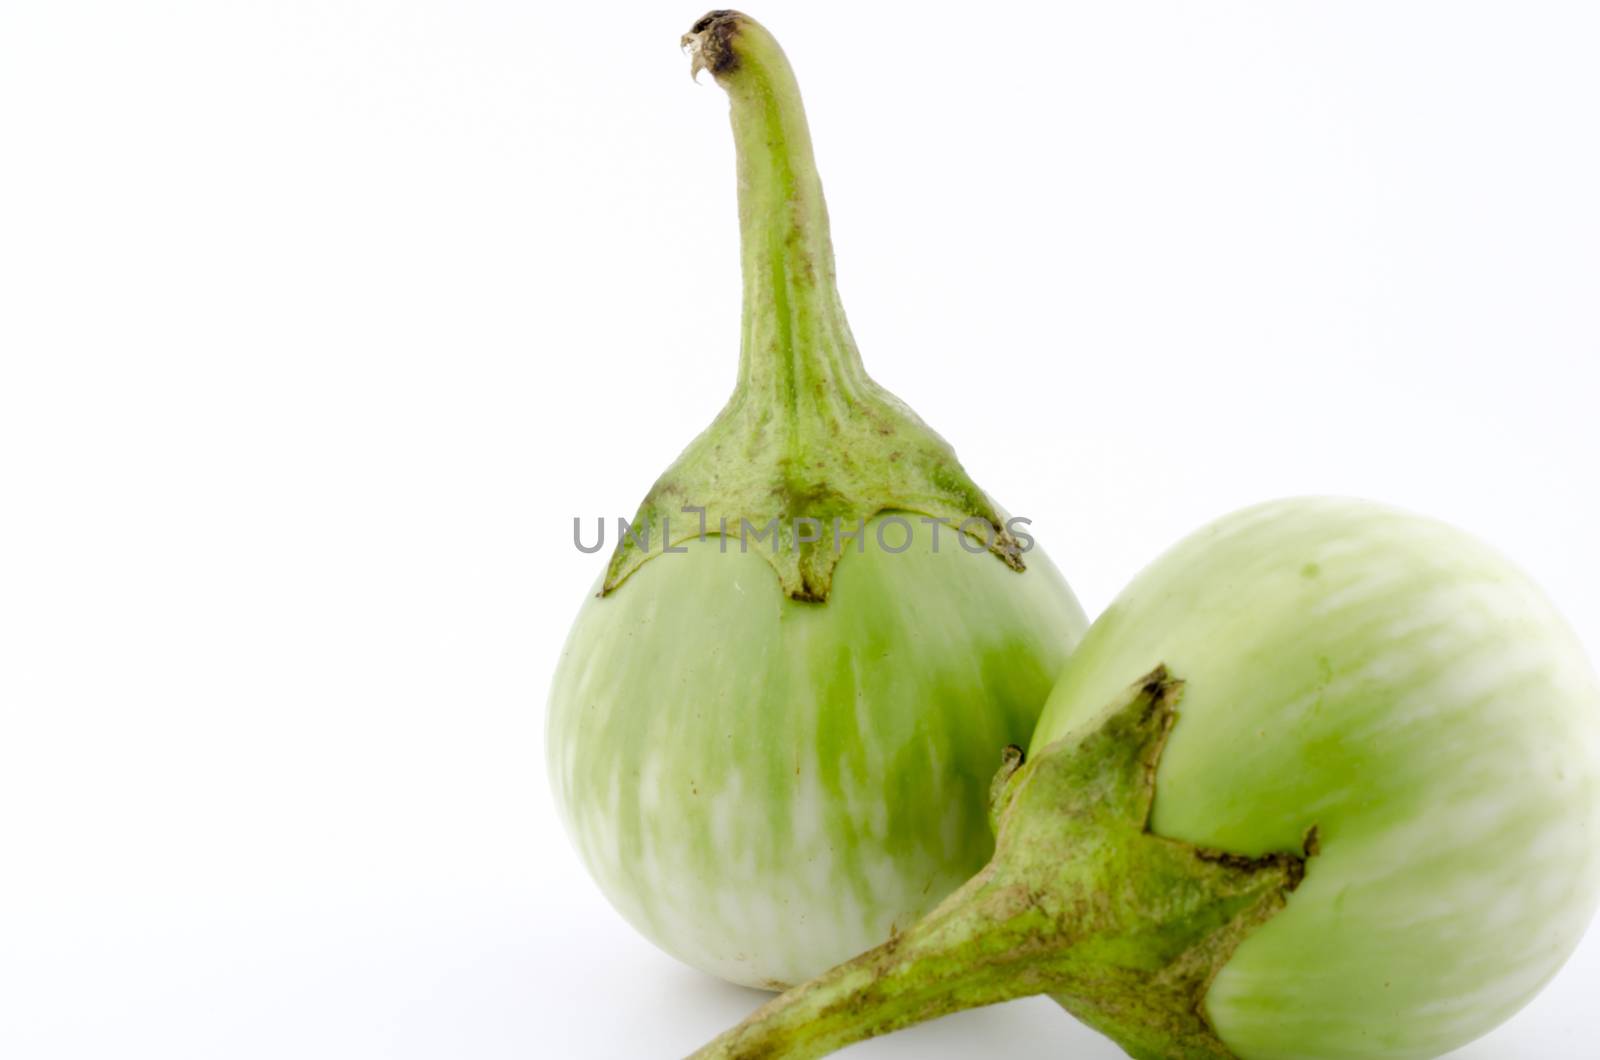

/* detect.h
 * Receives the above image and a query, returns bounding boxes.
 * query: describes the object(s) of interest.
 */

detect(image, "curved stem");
[685,10,868,413]
[603,12,1028,601]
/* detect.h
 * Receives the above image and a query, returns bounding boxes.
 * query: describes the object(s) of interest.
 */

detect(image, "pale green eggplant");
[694,498,1600,1059]
[546,11,1086,989]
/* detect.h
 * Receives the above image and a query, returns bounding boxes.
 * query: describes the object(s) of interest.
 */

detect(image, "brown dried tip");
[682,10,745,79]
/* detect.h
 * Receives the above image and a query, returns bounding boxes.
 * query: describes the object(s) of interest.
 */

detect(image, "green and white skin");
[692,498,1600,1059]
[546,12,1085,989]
[1034,498,1600,1057]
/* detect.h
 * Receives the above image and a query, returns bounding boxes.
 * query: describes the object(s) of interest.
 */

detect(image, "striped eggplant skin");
[1032,497,1600,1059]
[548,515,1086,989]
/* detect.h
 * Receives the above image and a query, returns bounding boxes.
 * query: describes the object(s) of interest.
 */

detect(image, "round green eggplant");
[1033,497,1600,1057]
[549,11,1087,989]
[550,519,1084,987]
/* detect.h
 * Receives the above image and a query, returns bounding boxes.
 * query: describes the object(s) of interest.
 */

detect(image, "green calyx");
[689,668,1316,1060]
[603,11,1022,603]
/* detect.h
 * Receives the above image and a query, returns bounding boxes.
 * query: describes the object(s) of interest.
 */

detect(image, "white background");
[3,1,1598,1057]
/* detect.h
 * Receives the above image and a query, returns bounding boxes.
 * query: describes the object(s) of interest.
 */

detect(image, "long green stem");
[602,11,1025,602]
[690,670,1314,1059]
[688,11,868,413]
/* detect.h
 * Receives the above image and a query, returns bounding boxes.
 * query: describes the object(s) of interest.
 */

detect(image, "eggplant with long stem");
[547,11,1086,989]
